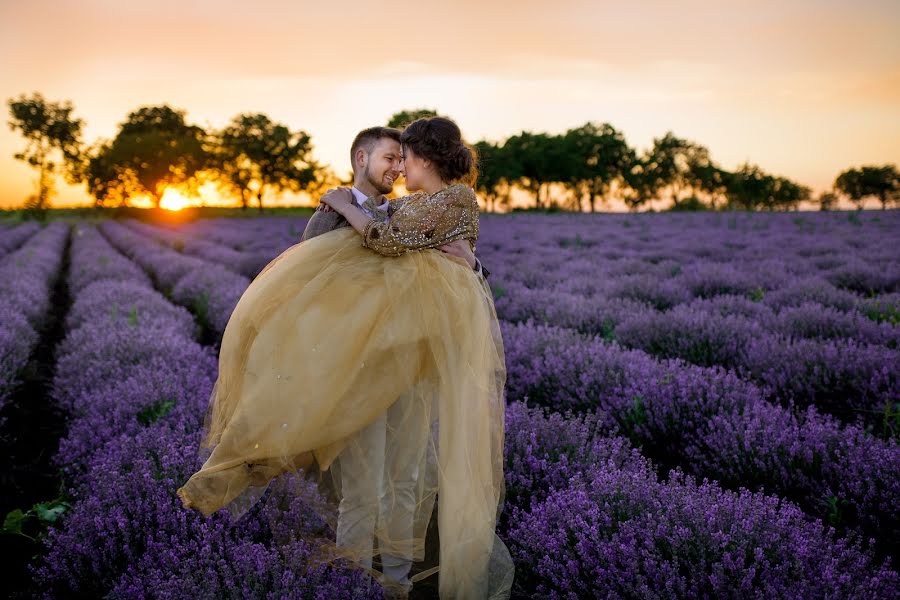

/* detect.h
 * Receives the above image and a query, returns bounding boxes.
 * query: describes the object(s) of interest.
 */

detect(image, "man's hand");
[438,239,476,269]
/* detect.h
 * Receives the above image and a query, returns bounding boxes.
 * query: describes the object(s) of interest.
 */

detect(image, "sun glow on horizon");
[159,188,192,211]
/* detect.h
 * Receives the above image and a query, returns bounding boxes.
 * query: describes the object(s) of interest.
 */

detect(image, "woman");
[177,117,512,599]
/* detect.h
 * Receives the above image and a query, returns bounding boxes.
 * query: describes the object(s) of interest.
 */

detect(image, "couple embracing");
[177,117,514,599]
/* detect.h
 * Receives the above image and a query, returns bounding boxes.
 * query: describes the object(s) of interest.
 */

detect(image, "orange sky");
[1,0,898,210]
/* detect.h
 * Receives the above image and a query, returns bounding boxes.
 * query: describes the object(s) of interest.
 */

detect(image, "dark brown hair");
[349,126,402,169]
[399,117,478,185]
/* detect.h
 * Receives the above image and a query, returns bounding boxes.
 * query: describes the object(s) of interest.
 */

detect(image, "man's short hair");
[350,126,402,171]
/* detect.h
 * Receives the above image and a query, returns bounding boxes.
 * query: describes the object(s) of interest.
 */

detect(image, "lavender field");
[1,210,899,599]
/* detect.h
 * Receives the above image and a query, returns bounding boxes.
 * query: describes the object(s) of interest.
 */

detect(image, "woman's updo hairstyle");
[399,117,478,186]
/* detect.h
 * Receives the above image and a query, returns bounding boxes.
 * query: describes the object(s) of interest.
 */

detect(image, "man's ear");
[354,148,368,170]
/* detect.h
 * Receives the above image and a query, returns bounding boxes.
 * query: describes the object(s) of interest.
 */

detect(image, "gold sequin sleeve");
[362,184,479,257]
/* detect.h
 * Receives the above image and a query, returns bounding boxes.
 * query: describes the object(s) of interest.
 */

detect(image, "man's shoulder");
[301,210,350,241]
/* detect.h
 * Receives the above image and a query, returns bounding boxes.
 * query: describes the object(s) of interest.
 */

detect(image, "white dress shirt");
[351,187,390,218]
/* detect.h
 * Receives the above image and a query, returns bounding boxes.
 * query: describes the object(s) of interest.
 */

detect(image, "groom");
[301,125,488,595]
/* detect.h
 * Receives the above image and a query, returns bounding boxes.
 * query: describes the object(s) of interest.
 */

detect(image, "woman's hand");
[320,187,354,214]
[438,239,477,269]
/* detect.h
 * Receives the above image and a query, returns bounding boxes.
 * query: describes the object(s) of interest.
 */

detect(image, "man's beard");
[365,165,395,194]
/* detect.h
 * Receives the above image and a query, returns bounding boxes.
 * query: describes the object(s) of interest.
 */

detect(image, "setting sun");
[160,188,191,211]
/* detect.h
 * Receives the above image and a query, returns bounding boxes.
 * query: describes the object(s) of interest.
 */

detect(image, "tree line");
[7,94,900,215]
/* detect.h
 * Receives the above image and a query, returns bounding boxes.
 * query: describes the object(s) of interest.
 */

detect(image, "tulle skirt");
[176,227,512,599]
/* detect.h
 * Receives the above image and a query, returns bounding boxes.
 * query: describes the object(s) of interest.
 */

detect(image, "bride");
[177,116,513,599]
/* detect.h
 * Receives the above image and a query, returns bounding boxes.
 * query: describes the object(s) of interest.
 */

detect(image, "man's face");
[361,138,402,194]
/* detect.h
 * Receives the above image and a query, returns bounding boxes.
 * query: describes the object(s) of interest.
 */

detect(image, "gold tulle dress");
[176,183,513,599]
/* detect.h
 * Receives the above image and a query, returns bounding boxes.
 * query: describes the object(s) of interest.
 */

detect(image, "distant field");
[1,210,898,598]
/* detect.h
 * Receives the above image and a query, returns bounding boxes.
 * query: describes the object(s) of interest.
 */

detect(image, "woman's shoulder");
[433,183,477,207]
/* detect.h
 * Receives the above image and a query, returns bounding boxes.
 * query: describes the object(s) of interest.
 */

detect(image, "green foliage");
[386,108,441,129]
[2,496,71,539]
[558,234,594,249]
[667,196,708,211]
[859,301,900,326]
[620,395,648,447]
[881,401,900,441]
[835,164,900,210]
[85,105,208,208]
[823,494,849,527]
[211,113,323,213]
[726,162,811,211]
[562,122,634,212]
[136,398,176,425]
[193,291,210,331]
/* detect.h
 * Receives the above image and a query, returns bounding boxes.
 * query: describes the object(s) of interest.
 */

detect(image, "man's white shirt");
[351,187,390,218]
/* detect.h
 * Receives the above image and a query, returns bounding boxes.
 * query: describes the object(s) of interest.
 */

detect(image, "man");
[301,126,489,596]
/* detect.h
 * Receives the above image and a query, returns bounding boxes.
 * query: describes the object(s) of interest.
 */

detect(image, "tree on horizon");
[7,92,83,218]
[212,113,323,213]
[84,105,208,208]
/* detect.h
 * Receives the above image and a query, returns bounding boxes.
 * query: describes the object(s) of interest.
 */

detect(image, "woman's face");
[400,145,430,192]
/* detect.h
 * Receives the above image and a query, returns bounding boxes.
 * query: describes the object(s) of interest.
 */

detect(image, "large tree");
[726,163,772,211]
[84,105,207,208]
[640,132,714,209]
[835,165,899,210]
[722,164,806,211]
[502,132,571,209]
[563,122,634,212]
[7,92,84,214]
[213,113,322,213]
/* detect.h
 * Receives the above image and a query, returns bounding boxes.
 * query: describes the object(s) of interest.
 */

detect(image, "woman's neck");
[422,178,451,196]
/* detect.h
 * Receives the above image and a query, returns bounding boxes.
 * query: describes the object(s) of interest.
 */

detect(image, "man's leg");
[335,412,386,569]
[379,384,432,590]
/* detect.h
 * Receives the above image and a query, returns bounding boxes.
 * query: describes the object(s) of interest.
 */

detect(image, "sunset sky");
[1,0,898,210]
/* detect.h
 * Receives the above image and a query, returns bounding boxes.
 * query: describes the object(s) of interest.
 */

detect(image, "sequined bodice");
[362,183,479,257]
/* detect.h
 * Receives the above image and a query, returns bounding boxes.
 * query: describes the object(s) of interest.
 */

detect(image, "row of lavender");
[475,213,900,436]
[34,224,381,597]
[120,217,307,279]
[97,221,251,338]
[31,214,894,597]
[0,223,68,412]
[0,222,41,260]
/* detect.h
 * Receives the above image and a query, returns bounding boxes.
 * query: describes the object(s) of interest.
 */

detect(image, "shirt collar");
[351,186,390,216]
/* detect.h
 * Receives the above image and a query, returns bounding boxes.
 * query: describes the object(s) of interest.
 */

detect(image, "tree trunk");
[257,190,264,214]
